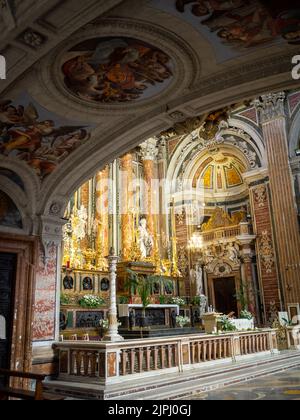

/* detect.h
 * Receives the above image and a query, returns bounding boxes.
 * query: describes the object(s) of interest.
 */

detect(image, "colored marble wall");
[33,244,57,341]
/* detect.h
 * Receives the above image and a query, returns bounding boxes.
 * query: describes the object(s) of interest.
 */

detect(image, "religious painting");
[62,37,174,104]
[0,93,92,179]
[0,190,22,229]
[150,0,300,62]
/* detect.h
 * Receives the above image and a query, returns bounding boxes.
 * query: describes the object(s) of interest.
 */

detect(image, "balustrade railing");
[202,225,242,243]
[54,330,278,385]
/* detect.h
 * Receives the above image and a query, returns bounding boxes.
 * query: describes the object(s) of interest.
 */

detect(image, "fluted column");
[140,138,158,248]
[254,93,300,306]
[120,153,134,261]
[95,166,109,270]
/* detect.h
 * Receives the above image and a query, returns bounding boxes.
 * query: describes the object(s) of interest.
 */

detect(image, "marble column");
[140,138,158,255]
[254,93,300,307]
[120,153,134,261]
[237,223,258,319]
[95,166,110,270]
[103,249,124,342]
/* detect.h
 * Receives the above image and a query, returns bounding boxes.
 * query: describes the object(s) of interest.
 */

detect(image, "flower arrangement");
[218,315,237,332]
[240,310,254,321]
[176,316,190,328]
[192,295,207,306]
[79,295,106,308]
[99,319,109,329]
[170,297,186,306]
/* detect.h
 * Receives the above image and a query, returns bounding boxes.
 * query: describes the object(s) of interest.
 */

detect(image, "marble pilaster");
[254,93,300,307]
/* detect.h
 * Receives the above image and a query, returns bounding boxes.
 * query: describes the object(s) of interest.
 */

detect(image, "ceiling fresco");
[61,37,174,104]
[150,0,300,62]
[0,93,92,180]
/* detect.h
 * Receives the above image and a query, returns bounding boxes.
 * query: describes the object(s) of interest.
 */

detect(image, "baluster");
[138,348,144,373]
[121,350,127,376]
[213,340,217,360]
[202,341,207,362]
[130,349,136,374]
[70,351,75,375]
[75,351,83,375]
[83,352,89,375]
[160,346,165,369]
[224,339,228,358]
[174,344,179,366]
[146,347,152,371]
[197,342,202,363]
[90,352,97,377]
[263,334,267,351]
[218,340,223,359]
[252,335,256,353]
[208,340,212,361]
[167,345,172,368]
[154,347,159,370]
[191,343,196,364]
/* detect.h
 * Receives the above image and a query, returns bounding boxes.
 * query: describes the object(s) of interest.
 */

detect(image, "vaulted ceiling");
[0,0,300,222]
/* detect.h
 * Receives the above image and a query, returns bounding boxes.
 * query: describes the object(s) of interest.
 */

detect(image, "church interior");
[0,0,300,402]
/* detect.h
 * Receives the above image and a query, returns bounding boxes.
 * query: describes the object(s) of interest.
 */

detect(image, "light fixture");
[188,232,204,251]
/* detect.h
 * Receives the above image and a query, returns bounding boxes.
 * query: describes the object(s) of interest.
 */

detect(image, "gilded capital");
[140,138,158,161]
[253,92,286,123]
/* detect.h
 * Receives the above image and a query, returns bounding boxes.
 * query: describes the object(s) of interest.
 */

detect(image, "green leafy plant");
[79,295,106,308]
[218,315,237,332]
[119,296,129,304]
[240,310,254,320]
[60,294,71,306]
[159,295,167,304]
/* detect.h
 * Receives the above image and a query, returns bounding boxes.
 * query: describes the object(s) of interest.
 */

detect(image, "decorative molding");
[253,185,268,208]
[259,230,275,274]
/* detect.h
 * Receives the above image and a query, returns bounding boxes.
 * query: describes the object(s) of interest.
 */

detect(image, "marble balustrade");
[54,330,278,385]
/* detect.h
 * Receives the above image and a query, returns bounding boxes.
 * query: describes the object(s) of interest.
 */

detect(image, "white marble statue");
[138,218,154,259]
[190,264,204,296]
[227,242,240,265]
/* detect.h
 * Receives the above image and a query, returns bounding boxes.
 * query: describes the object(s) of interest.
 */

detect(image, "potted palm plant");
[125,270,172,329]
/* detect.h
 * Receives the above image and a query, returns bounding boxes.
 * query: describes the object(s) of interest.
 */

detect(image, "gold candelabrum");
[128,210,142,262]
[170,199,182,278]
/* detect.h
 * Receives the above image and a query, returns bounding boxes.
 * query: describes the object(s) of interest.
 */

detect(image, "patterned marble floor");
[191,368,300,400]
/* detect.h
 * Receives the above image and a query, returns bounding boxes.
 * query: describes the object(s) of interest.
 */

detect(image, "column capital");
[140,138,158,161]
[253,92,286,123]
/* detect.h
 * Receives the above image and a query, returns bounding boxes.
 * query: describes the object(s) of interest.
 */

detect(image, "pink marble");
[33,244,57,341]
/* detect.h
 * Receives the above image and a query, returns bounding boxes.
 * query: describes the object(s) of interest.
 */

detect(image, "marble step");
[44,351,300,400]
[113,353,300,400]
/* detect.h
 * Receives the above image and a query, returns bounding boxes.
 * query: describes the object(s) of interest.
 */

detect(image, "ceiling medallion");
[61,37,174,104]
